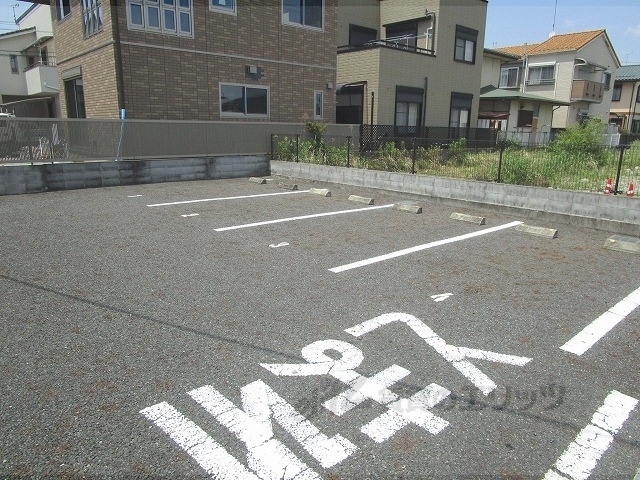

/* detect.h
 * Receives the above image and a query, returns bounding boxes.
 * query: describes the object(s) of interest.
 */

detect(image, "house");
[0,4,59,117]
[43,0,337,120]
[493,29,621,131]
[609,64,640,133]
[336,0,488,130]
[479,48,569,144]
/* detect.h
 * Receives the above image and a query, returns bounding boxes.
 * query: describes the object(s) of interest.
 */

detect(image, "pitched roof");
[495,29,606,58]
[480,85,570,106]
[615,65,640,81]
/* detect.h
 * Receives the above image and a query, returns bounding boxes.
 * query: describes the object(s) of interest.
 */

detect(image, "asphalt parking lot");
[1,177,639,479]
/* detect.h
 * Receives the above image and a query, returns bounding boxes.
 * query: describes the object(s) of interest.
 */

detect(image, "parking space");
[1,177,638,479]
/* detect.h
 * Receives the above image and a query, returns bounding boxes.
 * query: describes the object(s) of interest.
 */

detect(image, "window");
[65,77,86,118]
[602,72,611,90]
[517,110,534,127]
[127,0,192,36]
[9,55,18,74]
[499,67,519,88]
[527,64,555,85]
[385,20,418,50]
[282,0,323,29]
[450,92,472,129]
[210,0,235,15]
[349,24,376,47]
[220,84,269,117]
[56,0,71,20]
[314,90,323,119]
[82,0,104,37]
[454,25,477,63]
[612,84,622,102]
[395,86,423,128]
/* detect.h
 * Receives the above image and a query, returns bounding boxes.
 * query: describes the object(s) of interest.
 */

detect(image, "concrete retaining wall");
[0,156,270,195]
[271,160,640,235]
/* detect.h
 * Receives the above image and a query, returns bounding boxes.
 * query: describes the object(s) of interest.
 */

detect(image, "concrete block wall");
[0,155,269,195]
[270,160,640,235]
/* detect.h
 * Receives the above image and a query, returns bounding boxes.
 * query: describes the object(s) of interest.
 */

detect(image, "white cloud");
[626,23,640,37]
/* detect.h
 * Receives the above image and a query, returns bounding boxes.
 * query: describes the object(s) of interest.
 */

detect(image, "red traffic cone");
[627,182,635,197]
[604,177,613,195]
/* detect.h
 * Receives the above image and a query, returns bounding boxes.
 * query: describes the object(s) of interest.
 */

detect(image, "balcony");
[338,38,435,56]
[24,62,58,97]
[571,79,604,103]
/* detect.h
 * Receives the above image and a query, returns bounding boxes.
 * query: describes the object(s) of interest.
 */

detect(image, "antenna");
[11,3,20,24]
[549,0,558,37]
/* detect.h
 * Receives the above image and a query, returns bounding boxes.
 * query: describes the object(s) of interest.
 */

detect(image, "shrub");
[305,121,327,154]
[448,138,468,164]
[272,135,296,161]
[549,119,607,167]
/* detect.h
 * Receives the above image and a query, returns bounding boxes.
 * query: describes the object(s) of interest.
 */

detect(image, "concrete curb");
[451,212,485,225]
[270,161,640,236]
[349,194,374,205]
[309,188,331,197]
[604,235,640,254]
[515,224,558,239]
[394,202,422,214]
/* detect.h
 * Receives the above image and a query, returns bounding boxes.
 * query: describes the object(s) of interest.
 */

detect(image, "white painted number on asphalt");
[269,242,289,248]
[431,293,453,302]
[345,313,532,395]
[261,339,451,443]
[140,312,533,478]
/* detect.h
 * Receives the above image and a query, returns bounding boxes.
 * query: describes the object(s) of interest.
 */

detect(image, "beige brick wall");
[54,0,337,121]
[53,0,120,118]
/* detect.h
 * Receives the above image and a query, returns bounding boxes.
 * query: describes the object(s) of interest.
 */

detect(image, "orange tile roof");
[495,29,606,58]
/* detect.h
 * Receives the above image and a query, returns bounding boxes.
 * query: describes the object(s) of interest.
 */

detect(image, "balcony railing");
[571,79,604,103]
[338,39,435,56]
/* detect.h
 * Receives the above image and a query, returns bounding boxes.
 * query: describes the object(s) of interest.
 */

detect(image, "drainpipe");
[422,76,428,127]
[627,81,639,131]
[111,0,126,112]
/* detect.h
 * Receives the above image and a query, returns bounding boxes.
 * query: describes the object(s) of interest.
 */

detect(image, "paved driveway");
[1,178,638,479]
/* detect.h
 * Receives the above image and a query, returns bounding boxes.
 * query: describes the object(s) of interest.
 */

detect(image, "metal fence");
[0,118,358,164]
[271,133,640,195]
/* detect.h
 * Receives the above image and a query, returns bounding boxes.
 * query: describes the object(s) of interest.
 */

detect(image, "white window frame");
[81,0,104,37]
[282,0,324,31]
[526,62,556,86]
[210,0,236,15]
[499,67,519,88]
[126,0,193,37]
[219,83,270,118]
[314,90,323,119]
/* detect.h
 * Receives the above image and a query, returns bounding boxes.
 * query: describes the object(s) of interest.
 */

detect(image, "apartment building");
[336,0,488,129]
[48,0,337,121]
[609,65,640,133]
[0,4,59,117]
[494,29,620,130]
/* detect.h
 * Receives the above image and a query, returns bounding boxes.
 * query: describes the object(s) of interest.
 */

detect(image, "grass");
[272,136,640,194]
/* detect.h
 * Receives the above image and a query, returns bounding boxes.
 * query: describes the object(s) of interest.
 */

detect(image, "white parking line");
[329,221,523,273]
[543,390,638,480]
[560,286,640,356]
[214,204,394,232]
[146,190,310,207]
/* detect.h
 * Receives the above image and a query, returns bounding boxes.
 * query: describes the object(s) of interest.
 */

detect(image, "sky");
[1,0,639,64]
